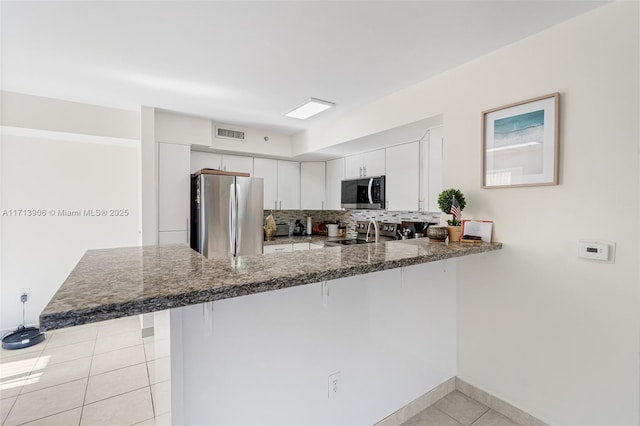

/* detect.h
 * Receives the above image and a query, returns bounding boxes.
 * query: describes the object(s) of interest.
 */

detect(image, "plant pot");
[447,225,463,243]
[427,226,448,242]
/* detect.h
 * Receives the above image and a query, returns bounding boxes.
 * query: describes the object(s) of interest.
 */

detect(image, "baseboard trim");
[375,377,456,426]
[455,378,548,426]
[374,376,548,426]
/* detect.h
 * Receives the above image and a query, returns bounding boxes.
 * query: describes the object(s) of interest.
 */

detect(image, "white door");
[254,158,278,210]
[363,149,386,177]
[325,157,345,210]
[277,160,300,210]
[344,154,364,179]
[300,162,326,210]
[158,143,191,233]
[386,142,419,211]
[222,154,254,175]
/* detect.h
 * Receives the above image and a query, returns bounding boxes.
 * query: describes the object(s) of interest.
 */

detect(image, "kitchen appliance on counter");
[341,176,385,209]
[400,220,438,239]
[275,223,289,237]
[293,219,305,236]
[191,169,264,258]
[327,221,398,246]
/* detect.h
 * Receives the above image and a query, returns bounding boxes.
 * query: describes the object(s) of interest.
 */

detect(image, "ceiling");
[1,1,606,136]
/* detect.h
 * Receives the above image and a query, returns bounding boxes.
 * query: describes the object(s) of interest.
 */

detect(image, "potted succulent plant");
[437,188,466,242]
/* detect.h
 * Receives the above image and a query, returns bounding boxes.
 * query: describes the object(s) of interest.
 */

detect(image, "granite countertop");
[39,239,502,331]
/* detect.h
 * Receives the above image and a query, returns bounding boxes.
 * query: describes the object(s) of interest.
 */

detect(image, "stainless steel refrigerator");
[191,171,264,258]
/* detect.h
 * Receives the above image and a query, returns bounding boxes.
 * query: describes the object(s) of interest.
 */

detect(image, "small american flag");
[450,195,461,221]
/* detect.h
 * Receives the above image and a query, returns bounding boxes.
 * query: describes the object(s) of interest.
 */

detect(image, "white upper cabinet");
[222,154,253,175]
[363,149,386,177]
[345,149,385,178]
[421,126,444,212]
[191,151,222,173]
[300,162,326,210]
[253,158,300,210]
[158,142,191,234]
[325,157,345,210]
[277,160,300,210]
[386,142,420,211]
[190,151,253,175]
[253,158,279,210]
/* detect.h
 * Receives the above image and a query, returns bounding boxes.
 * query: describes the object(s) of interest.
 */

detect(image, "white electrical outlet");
[328,371,340,400]
[19,288,31,302]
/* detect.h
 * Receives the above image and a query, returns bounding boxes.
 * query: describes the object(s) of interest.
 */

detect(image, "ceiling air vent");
[215,126,245,141]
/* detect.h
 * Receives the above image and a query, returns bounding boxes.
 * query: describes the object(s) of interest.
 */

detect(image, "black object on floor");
[2,325,45,350]
[2,291,46,350]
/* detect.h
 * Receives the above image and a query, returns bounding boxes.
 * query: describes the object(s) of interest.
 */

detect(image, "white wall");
[293,2,639,424]
[0,92,142,331]
[173,261,457,425]
[154,110,293,157]
[0,135,140,331]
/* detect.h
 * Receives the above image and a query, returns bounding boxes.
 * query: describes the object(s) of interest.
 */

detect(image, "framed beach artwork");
[481,93,560,188]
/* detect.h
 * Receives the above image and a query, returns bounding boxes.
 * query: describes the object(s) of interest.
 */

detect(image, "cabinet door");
[263,244,293,254]
[300,162,326,210]
[222,154,254,175]
[158,230,188,246]
[386,142,419,211]
[325,157,345,210]
[363,149,386,177]
[277,160,300,210]
[158,143,191,232]
[422,126,444,212]
[344,154,364,179]
[190,151,222,173]
[254,158,279,210]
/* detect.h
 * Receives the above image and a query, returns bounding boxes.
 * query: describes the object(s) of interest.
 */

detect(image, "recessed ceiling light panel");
[285,98,335,119]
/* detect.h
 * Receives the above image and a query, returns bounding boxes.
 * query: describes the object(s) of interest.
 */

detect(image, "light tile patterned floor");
[0,316,170,426]
[403,390,521,426]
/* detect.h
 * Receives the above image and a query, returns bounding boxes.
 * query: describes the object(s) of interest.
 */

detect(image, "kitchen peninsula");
[39,239,501,330]
[40,239,501,425]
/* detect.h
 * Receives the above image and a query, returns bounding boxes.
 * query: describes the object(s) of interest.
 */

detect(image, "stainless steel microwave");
[341,176,386,209]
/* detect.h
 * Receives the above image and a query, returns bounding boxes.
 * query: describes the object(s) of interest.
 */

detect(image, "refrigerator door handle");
[229,184,237,256]
[235,182,242,255]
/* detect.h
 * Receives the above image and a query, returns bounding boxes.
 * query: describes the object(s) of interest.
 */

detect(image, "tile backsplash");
[264,209,440,238]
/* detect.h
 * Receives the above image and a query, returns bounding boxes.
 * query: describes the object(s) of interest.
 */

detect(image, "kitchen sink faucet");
[366,218,379,243]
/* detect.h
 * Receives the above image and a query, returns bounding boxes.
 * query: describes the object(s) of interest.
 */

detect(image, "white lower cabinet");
[264,242,323,253]
[158,230,188,246]
[263,244,293,254]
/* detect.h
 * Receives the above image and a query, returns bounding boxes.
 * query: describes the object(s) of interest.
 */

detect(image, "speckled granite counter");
[39,239,502,331]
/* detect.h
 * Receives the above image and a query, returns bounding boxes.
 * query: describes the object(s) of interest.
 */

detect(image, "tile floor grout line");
[433,405,466,426]
[468,407,491,426]
[84,384,151,407]
[89,358,147,378]
[12,406,82,426]
[78,331,99,426]
[144,341,157,418]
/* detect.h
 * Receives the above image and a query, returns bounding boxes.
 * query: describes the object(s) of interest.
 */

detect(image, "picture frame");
[481,93,560,188]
